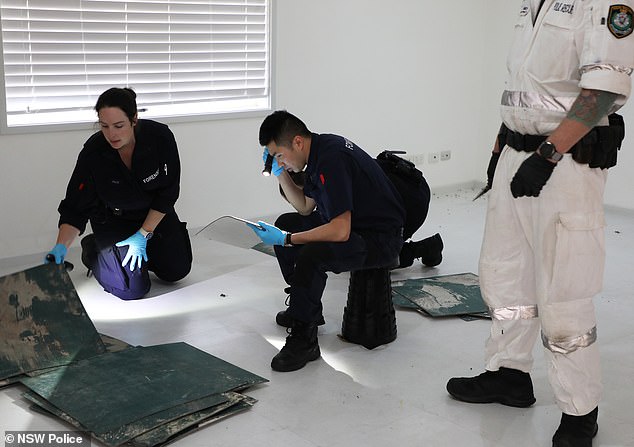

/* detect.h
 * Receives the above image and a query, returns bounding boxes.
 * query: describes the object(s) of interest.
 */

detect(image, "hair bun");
[123,87,137,99]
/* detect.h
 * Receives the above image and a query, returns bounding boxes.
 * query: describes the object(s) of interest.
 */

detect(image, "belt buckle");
[113,208,122,216]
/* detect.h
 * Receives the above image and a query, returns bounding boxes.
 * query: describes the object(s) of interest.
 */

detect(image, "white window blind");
[0,0,270,129]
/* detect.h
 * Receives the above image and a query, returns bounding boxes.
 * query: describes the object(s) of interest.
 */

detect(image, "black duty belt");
[498,113,625,169]
[500,124,597,164]
[501,124,595,156]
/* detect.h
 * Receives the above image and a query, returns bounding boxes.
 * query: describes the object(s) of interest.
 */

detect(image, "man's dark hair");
[95,87,138,123]
[259,110,311,147]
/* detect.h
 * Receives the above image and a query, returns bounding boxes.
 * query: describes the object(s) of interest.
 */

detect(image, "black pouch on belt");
[580,113,625,169]
[571,132,596,165]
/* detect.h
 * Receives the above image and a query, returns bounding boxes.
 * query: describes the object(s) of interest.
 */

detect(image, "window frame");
[0,0,274,135]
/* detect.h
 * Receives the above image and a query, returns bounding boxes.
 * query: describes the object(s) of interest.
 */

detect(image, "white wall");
[1,0,633,259]
[273,0,489,186]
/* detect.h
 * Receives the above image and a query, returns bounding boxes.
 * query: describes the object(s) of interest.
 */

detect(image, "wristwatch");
[284,232,293,247]
[139,227,154,240]
[537,141,563,162]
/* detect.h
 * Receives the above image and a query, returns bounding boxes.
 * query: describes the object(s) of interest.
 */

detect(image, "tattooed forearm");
[567,89,618,128]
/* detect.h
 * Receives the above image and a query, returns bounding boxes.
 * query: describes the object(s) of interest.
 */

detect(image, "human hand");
[247,220,287,245]
[115,231,148,271]
[510,153,556,198]
[262,148,283,177]
[45,243,67,264]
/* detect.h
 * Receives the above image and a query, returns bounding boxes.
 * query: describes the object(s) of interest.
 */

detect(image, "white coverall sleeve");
[579,0,634,100]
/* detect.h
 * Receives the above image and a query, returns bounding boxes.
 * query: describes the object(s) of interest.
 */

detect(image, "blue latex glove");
[45,243,67,264]
[115,230,149,271]
[247,220,288,246]
[263,148,284,177]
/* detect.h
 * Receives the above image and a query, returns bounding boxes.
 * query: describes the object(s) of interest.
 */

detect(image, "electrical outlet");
[428,152,440,163]
[441,150,451,161]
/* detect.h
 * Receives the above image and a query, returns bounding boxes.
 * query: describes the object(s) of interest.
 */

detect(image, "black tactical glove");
[486,151,501,189]
[510,153,556,198]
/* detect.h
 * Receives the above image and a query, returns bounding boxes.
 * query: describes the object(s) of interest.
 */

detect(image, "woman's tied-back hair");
[259,110,311,147]
[95,87,138,123]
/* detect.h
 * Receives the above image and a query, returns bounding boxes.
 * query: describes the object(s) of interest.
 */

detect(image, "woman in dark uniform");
[45,87,192,300]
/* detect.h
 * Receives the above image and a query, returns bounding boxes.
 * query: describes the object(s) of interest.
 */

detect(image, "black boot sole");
[421,253,443,267]
[448,391,536,408]
[446,380,536,408]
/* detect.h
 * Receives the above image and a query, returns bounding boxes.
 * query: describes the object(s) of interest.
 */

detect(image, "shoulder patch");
[608,4,633,39]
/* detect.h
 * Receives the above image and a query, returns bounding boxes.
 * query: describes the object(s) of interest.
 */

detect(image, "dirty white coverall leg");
[479,146,607,416]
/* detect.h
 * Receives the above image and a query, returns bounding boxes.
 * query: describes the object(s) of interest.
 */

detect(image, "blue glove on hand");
[115,230,149,271]
[263,148,284,177]
[45,243,67,264]
[247,221,288,246]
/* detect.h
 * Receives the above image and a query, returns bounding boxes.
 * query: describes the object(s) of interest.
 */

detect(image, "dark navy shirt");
[58,119,181,233]
[303,133,405,233]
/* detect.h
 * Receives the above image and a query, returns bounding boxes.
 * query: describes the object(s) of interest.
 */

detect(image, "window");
[0,0,271,131]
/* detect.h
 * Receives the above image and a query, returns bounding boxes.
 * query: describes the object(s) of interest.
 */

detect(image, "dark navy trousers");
[273,212,402,324]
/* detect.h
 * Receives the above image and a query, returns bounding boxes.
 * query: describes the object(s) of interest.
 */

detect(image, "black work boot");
[80,233,98,277]
[417,233,444,267]
[275,287,325,327]
[552,407,598,447]
[271,320,320,372]
[446,367,536,408]
[401,233,444,268]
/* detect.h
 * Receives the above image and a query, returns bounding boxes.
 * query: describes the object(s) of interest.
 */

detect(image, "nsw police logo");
[608,4,633,39]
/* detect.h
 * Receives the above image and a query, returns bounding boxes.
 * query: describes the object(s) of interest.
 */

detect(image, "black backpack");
[375,151,430,240]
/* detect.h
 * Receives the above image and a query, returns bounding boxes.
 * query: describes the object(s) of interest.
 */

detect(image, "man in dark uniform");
[249,110,405,372]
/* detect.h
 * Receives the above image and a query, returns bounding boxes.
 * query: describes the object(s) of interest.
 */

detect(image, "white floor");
[2,185,634,447]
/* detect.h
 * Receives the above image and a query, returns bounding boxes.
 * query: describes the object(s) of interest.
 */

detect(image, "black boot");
[271,320,320,372]
[402,233,443,267]
[80,233,98,277]
[417,233,444,267]
[446,367,536,408]
[275,287,325,327]
[552,407,598,447]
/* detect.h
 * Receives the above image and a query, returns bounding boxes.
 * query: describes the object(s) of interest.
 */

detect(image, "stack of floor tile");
[392,272,490,319]
[0,264,267,446]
